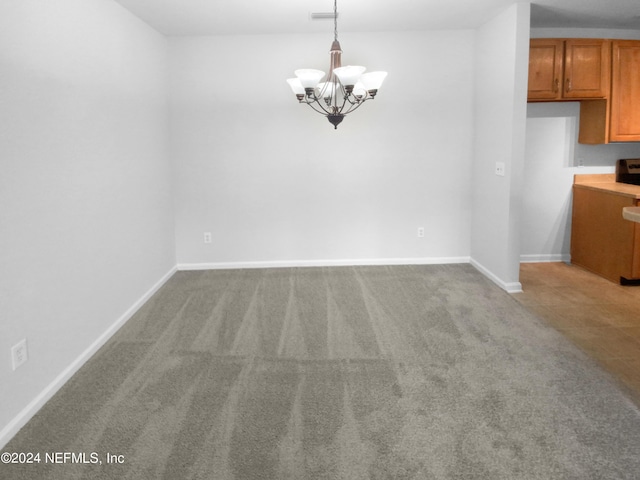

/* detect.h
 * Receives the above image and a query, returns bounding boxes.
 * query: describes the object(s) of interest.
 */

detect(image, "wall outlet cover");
[11,338,28,371]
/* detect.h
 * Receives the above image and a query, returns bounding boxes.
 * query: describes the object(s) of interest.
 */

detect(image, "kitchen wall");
[169,30,476,268]
[0,0,175,445]
[522,28,640,262]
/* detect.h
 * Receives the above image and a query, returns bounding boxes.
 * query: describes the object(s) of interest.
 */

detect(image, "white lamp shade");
[333,65,366,86]
[294,69,325,89]
[353,82,367,97]
[360,71,388,91]
[286,78,305,95]
[316,81,336,99]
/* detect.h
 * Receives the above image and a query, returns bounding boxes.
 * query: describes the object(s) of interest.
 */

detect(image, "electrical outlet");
[11,339,28,371]
[495,162,505,177]
[417,227,425,238]
[203,232,212,244]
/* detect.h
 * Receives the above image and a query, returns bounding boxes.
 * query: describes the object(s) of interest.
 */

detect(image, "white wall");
[470,3,531,292]
[0,0,175,446]
[522,106,576,262]
[169,31,476,268]
[522,28,640,262]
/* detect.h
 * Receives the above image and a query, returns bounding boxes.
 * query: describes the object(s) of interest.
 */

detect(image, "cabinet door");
[563,39,610,99]
[610,41,640,142]
[571,187,637,283]
[528,39,563,100]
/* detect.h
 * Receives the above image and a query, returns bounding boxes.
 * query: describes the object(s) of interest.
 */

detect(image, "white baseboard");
[470,258,523,293]
[520,254,570,263]
[0,265,177,450]
[177,256,472,271]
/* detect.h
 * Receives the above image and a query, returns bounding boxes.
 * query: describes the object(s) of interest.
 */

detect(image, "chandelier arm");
[341,97,368,114]
[301,91,329,111]
[333,84,351,112]
[304,98,334,116]
[309,82,339,115]
[342,94,365,107]
[348,96,371,107]
[336,96,351,113]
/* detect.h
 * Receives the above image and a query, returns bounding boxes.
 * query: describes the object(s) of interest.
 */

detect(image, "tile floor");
[513,262,640,403]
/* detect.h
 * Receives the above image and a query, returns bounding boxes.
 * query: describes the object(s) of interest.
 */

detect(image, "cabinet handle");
[554,78,560,93]
[566,78,572,92]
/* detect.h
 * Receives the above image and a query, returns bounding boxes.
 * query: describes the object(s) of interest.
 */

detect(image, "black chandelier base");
[327,114,345,129]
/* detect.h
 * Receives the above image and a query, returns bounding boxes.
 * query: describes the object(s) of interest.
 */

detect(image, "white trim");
[470,258,523,293]
[177,256,472,271]
[520,253,570,263]
[0,265,177,450]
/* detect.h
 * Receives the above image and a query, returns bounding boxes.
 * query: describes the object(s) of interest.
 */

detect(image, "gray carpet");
[3,264,640,479]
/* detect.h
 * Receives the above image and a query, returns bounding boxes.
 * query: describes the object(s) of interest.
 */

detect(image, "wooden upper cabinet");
[528,39,563,100]
[609,40,640,142]
[528,38,640,143]
[528,39,610,101]
[563,39,610,98]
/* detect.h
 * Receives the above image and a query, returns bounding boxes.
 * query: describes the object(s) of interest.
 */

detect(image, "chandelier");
[286,0,387,129]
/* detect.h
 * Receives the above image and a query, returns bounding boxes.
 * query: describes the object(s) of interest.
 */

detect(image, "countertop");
[574,173,640,199]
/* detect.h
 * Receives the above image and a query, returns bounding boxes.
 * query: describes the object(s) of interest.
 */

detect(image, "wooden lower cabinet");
[571,177,640,283]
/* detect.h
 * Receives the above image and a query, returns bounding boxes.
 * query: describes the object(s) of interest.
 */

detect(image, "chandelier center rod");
[328,0,342,79]
[334,0,338,42]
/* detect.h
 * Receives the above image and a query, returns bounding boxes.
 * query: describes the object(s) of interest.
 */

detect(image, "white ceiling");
[113,0,640,36]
